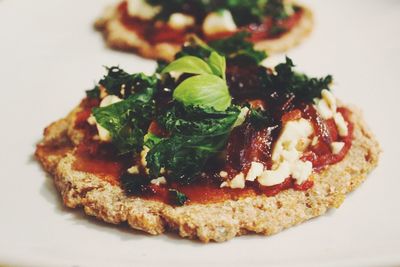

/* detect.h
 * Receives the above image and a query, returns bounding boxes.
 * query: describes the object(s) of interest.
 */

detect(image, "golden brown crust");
[35,103,380,242]
[94,5,180,62]
[94,4,314,61]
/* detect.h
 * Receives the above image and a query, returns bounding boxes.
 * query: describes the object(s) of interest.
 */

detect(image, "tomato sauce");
[70,98,352,205]
[118,2,188,44]
[117,1,304,45]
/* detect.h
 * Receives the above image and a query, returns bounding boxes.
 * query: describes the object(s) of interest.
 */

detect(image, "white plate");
[0,0,399,266]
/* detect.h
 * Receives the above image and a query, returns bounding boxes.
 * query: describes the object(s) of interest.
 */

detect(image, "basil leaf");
[173,74,231,111]
[208,51,226,79]
[161,56,213,76]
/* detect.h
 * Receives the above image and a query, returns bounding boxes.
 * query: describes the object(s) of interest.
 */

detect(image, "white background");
[0,0,399,266]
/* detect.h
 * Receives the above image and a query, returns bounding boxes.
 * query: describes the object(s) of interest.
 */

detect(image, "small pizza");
[95,0,313,61]
[36,36,379,242]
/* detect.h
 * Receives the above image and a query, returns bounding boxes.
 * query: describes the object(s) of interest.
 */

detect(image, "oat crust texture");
[35,102,380,243]
[94,4,314,61]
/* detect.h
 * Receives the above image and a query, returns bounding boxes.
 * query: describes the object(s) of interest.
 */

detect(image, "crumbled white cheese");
[314,89,349,138]
[140,146,150,167]
[246,162,264,181]
[331,142,345,155]
[127,165,140,175]
[97,125,112,142]
[219,171,228,178]
[321,89,337,112]
[150,176,167,186]
[291,160,313,183]
[127,0,161,20]
[220,172,245,189]
[202,10,237,36]
[168,13,195,30]
[315,97,334,120]
[334,112,348,137]
[160,167,166,175]
[258,162,291,186]
[258,118,314,186]
[272,118,314,162]
[87,115,97,126]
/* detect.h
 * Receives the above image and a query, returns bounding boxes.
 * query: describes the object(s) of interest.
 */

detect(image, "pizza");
[36,36,380,242]
[95,0,313,61]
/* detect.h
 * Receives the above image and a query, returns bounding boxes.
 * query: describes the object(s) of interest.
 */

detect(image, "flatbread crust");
[35,103,380,242]
[94,4,314,61]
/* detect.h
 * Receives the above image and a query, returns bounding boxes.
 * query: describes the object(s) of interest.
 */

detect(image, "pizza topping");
[168,13,196,30]
[126,0,161,20]
[258,118,314,186]
[75,36,353,205]
[117,0,304,45]
[330,141,345,155]
[202,10,238,36]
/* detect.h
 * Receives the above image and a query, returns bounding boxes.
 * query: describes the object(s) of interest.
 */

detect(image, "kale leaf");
[169,189,188,206]
[146,104,241,183]
[173,32,267,67]
[86,85,100,99]
[99,66,157,98]
[146,0,289,26]
[92,87,156,154]
[249,108,272,130]
[273,57,333,101]
[209,32,267,64]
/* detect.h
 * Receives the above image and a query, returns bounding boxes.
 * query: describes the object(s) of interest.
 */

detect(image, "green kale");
[92,87,156,154]
[120,172,150,195]
[99,66,157,98]
[249,108,272,129]
[265,0,290,20]
[173,33,267,67]
[146,104,241,183]
[169,189,188,206]
[86,85,100,99]
[209,32,267,64]
[273,57,333,101]
[146,0,288,26]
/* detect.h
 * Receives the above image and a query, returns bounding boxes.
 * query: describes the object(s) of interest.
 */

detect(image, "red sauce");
[247,9,304,42]
[71,98,353,205]
[72,99,133,185]
[117,1,304,46]
[118,2,188,44]
[302,107,353,169]
[73,141,126,185]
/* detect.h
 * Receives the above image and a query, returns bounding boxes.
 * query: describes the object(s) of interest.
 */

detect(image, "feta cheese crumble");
[202,10,237,36]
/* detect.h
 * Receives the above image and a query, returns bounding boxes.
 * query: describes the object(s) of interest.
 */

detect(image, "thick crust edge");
[35,105,380,242]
